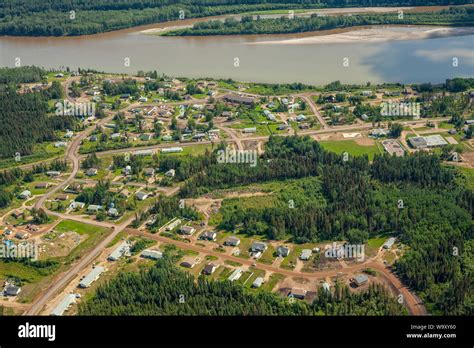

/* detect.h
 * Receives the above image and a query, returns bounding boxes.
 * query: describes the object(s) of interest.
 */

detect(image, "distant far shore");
[245,26,474,45]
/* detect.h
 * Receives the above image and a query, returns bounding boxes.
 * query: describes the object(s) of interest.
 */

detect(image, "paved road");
[87,116,450,158]
[25,216,134,315]
[23,76,431,315]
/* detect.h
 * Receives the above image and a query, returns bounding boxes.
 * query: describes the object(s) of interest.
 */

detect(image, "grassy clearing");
[0,142,64,170]
[455,166,474,190]
[0,220,111,303]
[261,273,285,292]
[319,140,381,160]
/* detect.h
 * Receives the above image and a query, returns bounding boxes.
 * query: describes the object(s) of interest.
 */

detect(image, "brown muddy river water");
[0,15,473,84]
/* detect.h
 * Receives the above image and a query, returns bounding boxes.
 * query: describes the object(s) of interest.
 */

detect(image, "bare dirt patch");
[355,137,375,146]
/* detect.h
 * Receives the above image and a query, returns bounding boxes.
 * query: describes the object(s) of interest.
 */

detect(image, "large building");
[223,94,255,106]
[141,249,163,260]
[108,241,131,261]
[424,134,448,147]
[79,266,105,288]
[51,294,76,316]
[161,147,183,154]
[409,135,448,149]
[382,140,405,157]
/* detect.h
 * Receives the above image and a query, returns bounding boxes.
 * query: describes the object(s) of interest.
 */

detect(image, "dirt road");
[128,229,426,315]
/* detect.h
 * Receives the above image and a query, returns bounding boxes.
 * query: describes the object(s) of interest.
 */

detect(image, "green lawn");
[261,273,285,292]
[319,140,382,160]
[367,236,388,249]
[0,219,111,303]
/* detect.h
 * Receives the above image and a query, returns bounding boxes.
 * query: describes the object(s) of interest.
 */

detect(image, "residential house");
[69,201,86,210]
[202,263,217,275]
[35,182,50,189]
[228,268,243,282]
[165,169,175,177]
[251,242,267,253]
[143,168,155,176]
[15,232,30,240]
[243,127,257,134]
[123,165,132,176]
[140,134,153,141]
[276,246,291,257]
[383,237,396,250]
[224,236,240,247]
[166,219,181,231]
[5,285,21,296]
[353,274,369,287]
[180,256,200,269]
[18,190,31,199]
[87,204,103,213]
[135,191,149,201]
[300,249,312,261]
[108,208,120,218]
[86,168,98,176]
[200,231,217,241]
[56,194,69,201]
[290,288,307,299]
[252,277,264,288]
[180,225,196,236]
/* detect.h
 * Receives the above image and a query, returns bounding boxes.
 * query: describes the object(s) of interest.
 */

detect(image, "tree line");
[166,6,474,36]
[2,1,472,36]
[78,257,406,315]
[160,135,472,314]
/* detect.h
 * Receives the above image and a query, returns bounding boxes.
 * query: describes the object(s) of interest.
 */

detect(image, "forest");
[153,135,473,315]
[1,1,472,36]
[0,66,46,84]
[78,257,406,315]
[166,6,474,36]
[0,77,75,159]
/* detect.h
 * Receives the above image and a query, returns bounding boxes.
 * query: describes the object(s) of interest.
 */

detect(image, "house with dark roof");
[276,246,290,257]
[224,236,240,247]
[251,241,267,253]
[202,263,217,275]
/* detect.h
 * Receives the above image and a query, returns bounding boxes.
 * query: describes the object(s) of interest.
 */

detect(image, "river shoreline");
[245,26,474,45]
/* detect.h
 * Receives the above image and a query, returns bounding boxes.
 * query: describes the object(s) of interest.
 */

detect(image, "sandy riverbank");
[247,26,474,45]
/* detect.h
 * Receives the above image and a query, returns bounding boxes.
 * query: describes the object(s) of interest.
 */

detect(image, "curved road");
[21,76,428,315]
[129,228,426,315]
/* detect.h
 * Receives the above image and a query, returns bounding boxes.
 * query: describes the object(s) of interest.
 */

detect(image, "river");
[0,15,473,85]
